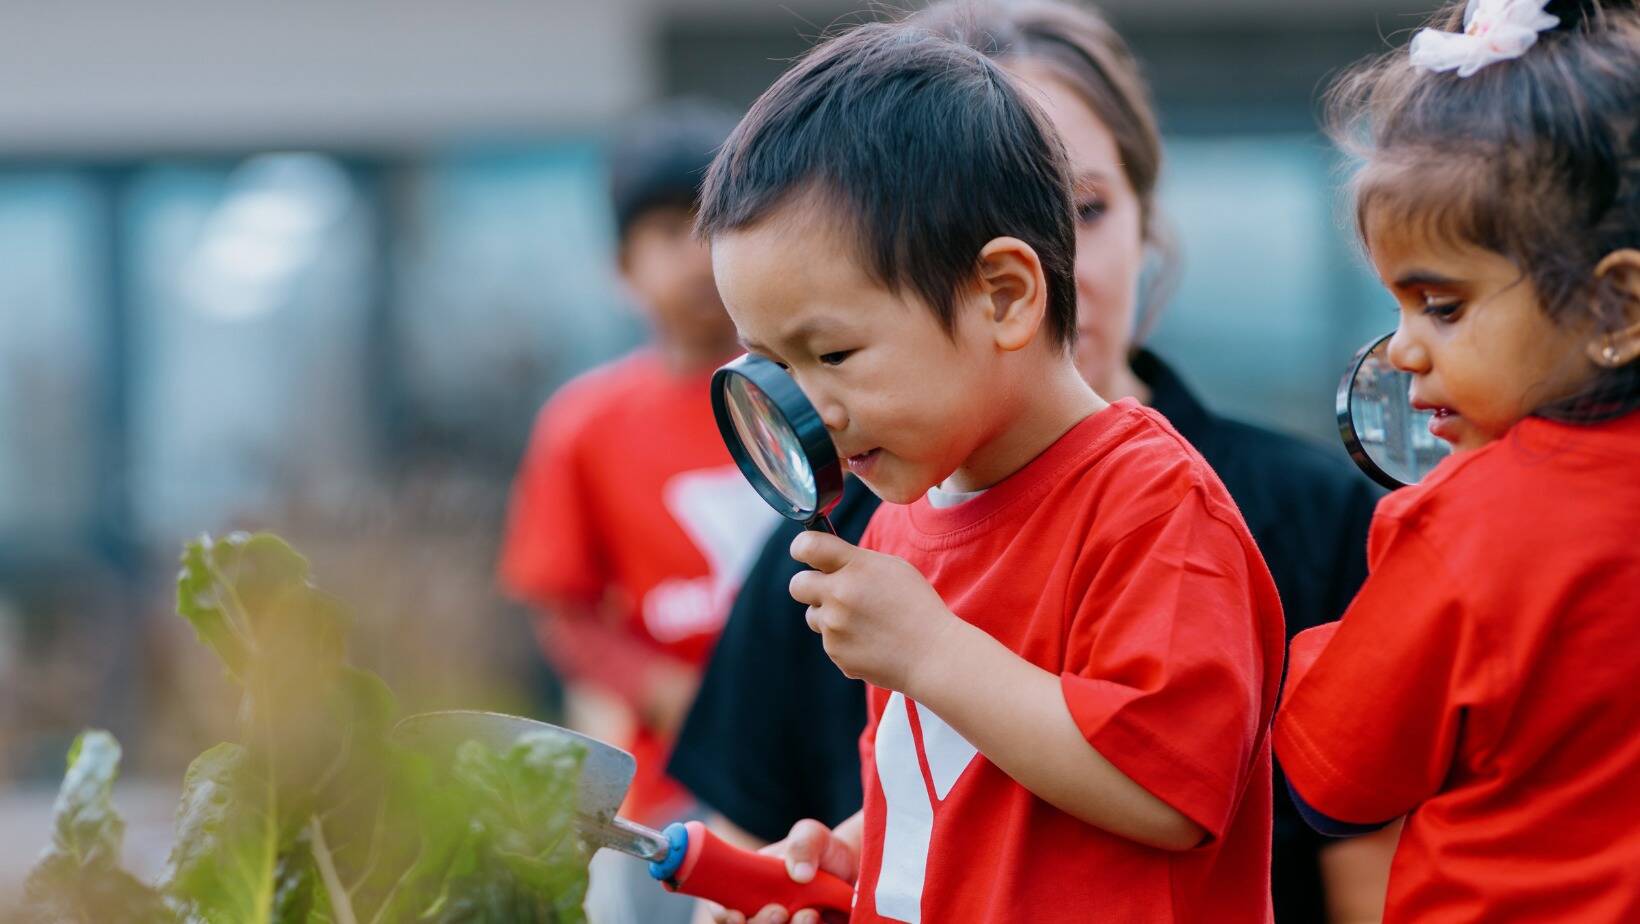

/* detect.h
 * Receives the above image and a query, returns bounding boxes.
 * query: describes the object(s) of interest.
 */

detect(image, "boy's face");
[711,204,1003,504]
[619,205,737,364]
[1368,218,1600,453]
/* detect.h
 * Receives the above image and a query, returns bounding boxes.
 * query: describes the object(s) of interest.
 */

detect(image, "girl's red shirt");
[1276,410,1640,923]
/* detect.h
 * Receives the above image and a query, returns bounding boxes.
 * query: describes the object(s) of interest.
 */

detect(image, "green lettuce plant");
[24,532,590,924]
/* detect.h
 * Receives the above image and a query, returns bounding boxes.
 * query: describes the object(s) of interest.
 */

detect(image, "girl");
[1274,1,1640,921]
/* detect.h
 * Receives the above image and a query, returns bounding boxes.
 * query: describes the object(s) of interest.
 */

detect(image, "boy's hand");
[789,531,958,693]
[705,818,858,924]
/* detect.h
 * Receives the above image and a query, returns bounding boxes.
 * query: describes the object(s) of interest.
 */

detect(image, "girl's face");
[1368,219,1601,453]
[1010,63,1147,397]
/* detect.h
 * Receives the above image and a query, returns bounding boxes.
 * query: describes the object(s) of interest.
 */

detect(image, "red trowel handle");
[650,821,854,916]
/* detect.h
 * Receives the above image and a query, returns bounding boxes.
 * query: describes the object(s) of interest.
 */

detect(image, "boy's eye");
[818,350,854,367]
[1075,199,1107,224]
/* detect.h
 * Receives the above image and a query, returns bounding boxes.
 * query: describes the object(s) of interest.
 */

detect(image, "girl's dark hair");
[1330,0,1640,421]
[913,0,1180,340]
[696,21,1078,349]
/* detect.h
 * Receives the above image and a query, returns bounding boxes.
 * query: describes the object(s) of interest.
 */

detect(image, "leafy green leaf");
[23,731,172,924]
[163,743,280,924]
[178,533,352,794]
[448,733,590,924]
[272,834,320,924]
[176,532,317,682]
[37,532,597,924]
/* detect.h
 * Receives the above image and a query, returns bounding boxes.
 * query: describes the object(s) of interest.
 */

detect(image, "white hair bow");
[1409,0,1560,77]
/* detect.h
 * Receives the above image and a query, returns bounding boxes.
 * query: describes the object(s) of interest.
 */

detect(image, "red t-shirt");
[852,400,1285,923]
[500,348,776,822]
[1275,410,1640,923]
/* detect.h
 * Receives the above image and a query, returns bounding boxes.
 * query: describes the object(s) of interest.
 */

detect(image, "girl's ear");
[974,236,1047,353]
[1589,249,1640,368]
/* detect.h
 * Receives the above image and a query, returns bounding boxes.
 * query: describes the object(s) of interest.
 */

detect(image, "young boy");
[696,24,1285,924]
[498,99,777,924]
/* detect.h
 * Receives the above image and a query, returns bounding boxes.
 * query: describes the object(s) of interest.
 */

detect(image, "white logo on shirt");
[874,691,980,923]
[645,466,778,643]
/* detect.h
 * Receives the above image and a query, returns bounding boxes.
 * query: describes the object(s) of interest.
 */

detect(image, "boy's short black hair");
[696,21,1077,349]
[608,98,741,242]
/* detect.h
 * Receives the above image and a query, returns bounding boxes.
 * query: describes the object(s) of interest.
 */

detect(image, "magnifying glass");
[711,354,844,533]
[1337,332,1452,489]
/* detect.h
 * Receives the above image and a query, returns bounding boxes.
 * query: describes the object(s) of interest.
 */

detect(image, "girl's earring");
[1602,344,1623,366]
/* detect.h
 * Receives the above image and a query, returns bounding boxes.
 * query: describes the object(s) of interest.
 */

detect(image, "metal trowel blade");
[391,709,637,828]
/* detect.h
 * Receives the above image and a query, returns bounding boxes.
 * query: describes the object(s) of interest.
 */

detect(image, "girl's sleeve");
[1274,520,1473,826]
[1058,487,1284,841]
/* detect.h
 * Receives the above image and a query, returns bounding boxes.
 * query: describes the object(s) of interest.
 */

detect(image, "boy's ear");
[974,237,1048,352]
[1589,249,1640,368]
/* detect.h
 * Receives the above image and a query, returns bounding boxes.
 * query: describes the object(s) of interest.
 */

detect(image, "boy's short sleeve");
[1058,488,1277,840]
[498,397,607,609]
[1274,521,1469,825]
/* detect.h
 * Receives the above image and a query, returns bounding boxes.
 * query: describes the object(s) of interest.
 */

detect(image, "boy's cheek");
[848,457,932,506]
[857,474,922,506]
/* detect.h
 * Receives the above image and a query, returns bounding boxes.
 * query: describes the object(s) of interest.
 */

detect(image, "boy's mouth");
[843,448,880,475]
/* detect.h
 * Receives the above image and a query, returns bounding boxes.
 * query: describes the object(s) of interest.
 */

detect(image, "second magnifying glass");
[710,354,844,533]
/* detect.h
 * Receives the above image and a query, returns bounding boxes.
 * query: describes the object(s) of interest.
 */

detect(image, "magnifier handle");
[807,515,836,535]
[652,821,854,916]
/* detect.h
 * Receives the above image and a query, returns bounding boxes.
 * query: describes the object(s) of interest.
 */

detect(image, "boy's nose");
[1387,322,1431,375]
[816,398,849,434]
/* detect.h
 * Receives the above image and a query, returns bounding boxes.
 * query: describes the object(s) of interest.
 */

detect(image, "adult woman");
[672,3,1386,920]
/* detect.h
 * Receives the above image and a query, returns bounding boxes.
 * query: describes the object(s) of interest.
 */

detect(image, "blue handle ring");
[648,822,691,882]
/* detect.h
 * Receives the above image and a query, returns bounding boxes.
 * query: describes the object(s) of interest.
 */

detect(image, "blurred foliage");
[19,532,589,924]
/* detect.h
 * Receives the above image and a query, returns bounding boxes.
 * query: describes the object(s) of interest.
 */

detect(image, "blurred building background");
[0,0,1435,898]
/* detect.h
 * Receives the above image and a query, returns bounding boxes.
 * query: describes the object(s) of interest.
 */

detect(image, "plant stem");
[309,816,360,924]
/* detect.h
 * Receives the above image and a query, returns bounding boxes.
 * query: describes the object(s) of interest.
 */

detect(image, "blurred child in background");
[499,98,778,924]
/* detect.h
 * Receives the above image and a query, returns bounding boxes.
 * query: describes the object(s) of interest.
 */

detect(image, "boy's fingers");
[789,531,857,573]
[788,569,824,606]
[748,906,788,924]
[784,819,831,882]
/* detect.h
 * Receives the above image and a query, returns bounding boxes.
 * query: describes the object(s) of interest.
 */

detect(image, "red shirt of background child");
[501,349,775,821]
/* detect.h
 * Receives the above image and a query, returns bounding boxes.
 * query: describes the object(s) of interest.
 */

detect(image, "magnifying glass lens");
[724,374,819,513]
[1341,334,1451,488]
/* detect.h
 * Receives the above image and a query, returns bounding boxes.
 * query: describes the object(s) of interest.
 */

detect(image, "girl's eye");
[1075,199,1107,224]
[818,350,854,367]
[1422,296,1463,321]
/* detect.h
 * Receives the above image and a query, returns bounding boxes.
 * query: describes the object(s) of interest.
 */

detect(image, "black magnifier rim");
[1336,331,1412,491]
[711,354,844,523]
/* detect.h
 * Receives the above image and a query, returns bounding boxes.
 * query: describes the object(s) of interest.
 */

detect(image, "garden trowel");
[394,710,854,919]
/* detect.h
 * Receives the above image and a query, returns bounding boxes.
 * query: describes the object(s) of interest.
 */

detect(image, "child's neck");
[943,360,1108,494]
[654,338,739,377]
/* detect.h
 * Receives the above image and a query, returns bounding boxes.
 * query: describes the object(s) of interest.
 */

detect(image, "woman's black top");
[669,350,1379,922]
